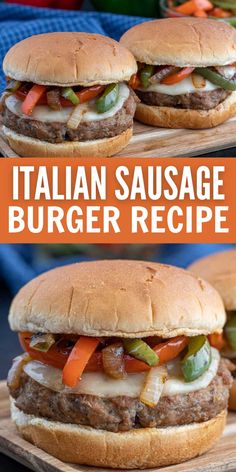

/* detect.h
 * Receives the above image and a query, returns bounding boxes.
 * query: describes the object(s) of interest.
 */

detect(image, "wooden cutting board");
[1,118,236,158]
[0,381,236,472]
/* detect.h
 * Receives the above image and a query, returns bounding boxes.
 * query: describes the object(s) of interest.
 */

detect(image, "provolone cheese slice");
[139,76,218,96]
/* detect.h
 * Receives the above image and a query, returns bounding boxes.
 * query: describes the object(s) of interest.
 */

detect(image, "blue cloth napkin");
[0,243,234,294]
[0,3,150,93]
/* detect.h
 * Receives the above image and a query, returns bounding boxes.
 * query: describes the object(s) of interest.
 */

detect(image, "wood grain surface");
[0,381,236,472]
[1,118,236,158]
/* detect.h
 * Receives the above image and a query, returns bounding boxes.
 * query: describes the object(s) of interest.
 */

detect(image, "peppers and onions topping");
[129,63,236,92]
[3,79,123,128]
[19,332,222,408]
[167,0,236,19]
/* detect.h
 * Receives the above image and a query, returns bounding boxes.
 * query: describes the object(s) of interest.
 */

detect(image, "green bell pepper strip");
[6,80,21,93]
[224,313,236,351]
[140,65,155,88]
[61,87,80,106]
[212,0,236,8]
[123,339,159,367]
[195,67,236,91]
[181,335,212,383]
[96,83,119,114]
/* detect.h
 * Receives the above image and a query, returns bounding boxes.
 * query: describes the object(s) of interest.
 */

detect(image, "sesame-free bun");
[134,92,236,129]
[189,249,236,311]
[11,401,226,469]
[9,260,226,337]
[1,126,132,158]
[120,18,236,67]
[3,32,137,87]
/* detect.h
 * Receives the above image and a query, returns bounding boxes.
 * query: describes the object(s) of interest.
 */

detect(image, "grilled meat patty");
[1,92,136,143]
[136,88,229,111]
[9,360,232,433]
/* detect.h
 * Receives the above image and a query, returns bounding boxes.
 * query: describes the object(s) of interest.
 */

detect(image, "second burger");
[121,18,236,129]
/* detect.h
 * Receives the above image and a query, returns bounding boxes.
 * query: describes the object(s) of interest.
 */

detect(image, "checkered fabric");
[0,3,149,92]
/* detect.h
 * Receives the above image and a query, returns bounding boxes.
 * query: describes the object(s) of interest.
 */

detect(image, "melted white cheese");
[139,76,218,96]
[23,347,220,398]
[5,83,130,124]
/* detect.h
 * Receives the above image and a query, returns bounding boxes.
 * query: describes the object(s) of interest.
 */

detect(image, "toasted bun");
[3,32,137,87]
[189,249,236,311]
[1,126,132,158]
[229,379,236,411]
[11,401,226,469]
[9,260,226,337]
[134,92,236,129]
[120,18,236,67]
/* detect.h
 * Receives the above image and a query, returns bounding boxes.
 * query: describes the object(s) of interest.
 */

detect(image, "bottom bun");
[11,400,226,469]
[229,378,236,411]
[1,126,133,158]
[135,92,236,129]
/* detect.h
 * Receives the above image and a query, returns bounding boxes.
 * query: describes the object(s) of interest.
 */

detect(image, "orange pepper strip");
[208,333,226,351]
[161,67,195,85]
[62,337,100,387]
[153,336,189,364]
[21,84,47,116]
[194,9,208,16]
[211,7,232,16]
[175,0,212,14]
[175,0,199,14]
[129,73,141,90]
[76,85,105,103]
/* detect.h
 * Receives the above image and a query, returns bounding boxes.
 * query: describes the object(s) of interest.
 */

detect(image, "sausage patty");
[136,88,229,110]
[1,91,136,143]
[9,360,232,433]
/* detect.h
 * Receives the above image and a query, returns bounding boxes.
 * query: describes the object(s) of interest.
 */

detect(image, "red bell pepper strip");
[161,67,195,85]
[208,333,226,350]
[154,336,189,363]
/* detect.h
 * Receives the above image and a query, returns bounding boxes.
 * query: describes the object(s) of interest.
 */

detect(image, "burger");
[120,18,236,129]
[189,249,236,411]
[7,260,233,469]
[0,32,137,157]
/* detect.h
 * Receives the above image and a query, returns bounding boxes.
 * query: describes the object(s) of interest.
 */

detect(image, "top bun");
[189,249,236,311]
[120,18,236,67]
[3,32,137,87]
[9,260,225,337]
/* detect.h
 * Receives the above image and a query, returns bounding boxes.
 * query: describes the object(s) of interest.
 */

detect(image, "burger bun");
[11,400,226,469]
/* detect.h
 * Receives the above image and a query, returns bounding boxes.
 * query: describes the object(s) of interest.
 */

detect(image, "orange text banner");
[0,157,235,244]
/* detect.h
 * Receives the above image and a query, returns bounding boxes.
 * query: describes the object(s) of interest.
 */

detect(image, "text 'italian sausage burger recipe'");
[7,260,233,469]
[0,32,137,157]
[121,18,236,129]
[189,249,236,412]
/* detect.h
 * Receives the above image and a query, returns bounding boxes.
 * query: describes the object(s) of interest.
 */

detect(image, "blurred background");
[0,243,235,380]
[1,0,159,16]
